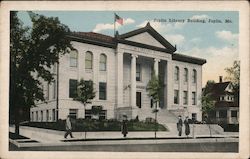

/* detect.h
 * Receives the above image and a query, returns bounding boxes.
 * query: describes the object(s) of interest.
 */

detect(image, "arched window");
[99,54,107,71]
[174,66,179,81]
[70,50,78,67]
[85,51,93,69]
[192,69,197,83]
[184,68,188,82]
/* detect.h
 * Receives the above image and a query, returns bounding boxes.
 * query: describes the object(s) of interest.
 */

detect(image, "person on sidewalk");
[177,115,183,136]
[121,115,128,137]
[64,115,74,139]
[184,116,190,138]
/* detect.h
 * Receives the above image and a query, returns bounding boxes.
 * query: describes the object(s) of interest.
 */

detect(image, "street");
[9,141,238,152]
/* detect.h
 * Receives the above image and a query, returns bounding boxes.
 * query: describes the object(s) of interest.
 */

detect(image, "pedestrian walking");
[121,115,128,137]
[64,115,74,139]
[184,116,190,137]
[177,115,183,136]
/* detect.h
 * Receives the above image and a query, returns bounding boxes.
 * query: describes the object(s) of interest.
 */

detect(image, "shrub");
[21,119,167,131]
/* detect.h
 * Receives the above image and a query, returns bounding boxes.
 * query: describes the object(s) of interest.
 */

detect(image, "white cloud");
[182,46,238,86]
[136,15,210,33]
[92,23,114,33]
[165,34,185,45]
[190,14,210,20]
[190,37,201,43]
[136,20,184,33]
[124,18,135,25]
[93,18,135,33]
[215,30,238,42]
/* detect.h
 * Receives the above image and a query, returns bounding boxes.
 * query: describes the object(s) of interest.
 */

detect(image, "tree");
[10,11,73,135]
[74,78,96,139]
[201,81,216,137]
[146,73,163,138]
[224,60,240,103]
[74,79,96,108]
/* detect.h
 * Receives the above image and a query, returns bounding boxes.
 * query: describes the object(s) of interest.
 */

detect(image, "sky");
[17,11,239,86]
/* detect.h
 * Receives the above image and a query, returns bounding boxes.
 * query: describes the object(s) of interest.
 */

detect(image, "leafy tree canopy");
[74,79,96,106]
[201,81,216,119]
[224,60,240,91]
[10,11,73,119]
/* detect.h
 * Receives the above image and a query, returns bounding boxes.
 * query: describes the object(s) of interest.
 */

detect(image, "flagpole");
[114,12,116,37]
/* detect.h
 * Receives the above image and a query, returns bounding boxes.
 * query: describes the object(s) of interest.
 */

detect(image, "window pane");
[136,92,142,108]
[175,66,179,81]
[219,110,227,118]
[231,110,237,117]
[192,69,197,83]
[46,110,49,121]
[70,51,78,67]
[69,109,78,119]
[183,91,188,105]
[52,109,56,121]
[192,92,196,105]
[85,52,93,69]
[99,82,107,100]
[41,111,43,121]
[184,68,188,82]
[69,79,77,98]
[174,90,179,104]
[100,54,107,71]
[136,64,141,81]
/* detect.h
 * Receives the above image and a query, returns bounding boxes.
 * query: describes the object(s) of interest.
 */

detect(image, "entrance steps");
[156,109,224,136]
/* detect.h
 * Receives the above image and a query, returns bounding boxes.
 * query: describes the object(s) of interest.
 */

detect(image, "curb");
[10,137,239,148]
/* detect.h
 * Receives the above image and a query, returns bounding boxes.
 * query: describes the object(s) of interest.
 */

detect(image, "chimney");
[219,76,223,83]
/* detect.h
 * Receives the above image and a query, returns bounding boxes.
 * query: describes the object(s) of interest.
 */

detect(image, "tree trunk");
[14,107,20,135]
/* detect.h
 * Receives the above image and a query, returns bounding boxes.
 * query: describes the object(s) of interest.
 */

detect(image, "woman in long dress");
[184,116,190,138]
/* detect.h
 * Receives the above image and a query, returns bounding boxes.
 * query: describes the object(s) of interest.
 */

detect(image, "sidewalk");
[9,125,239,147]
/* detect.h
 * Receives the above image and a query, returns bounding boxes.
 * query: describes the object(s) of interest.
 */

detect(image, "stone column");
[167,60,173,109]
[154,58,160,76]
[130,54,138,108]
[116,52,124,108]
[154,58,160,109]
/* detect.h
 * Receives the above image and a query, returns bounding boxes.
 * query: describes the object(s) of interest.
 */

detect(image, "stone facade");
[30,23,206,123]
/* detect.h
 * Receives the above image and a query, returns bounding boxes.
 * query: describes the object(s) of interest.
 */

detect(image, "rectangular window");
[99,82,107,100]
[192,113,197,121]
[52,109,56,121]
[70,51,78,67]
[150,98,154,108]
[174,90,179,104]
[99,110,107,120]
[219,110,227,118]
[41,111,43,121]
[69,109,78,119]
[174,67,179,81]
[136,92,142,108]
[46,110,49,121]
[183,91,188,105]
[192,70,197,83]
[52,81,56,99]
[69,79,77,98]
[192,92,196,105]
[46,82,50,100]
[231,110,237,117]
[36,111,38,121]
[85,109,92,119]
[184,68,188,82]
[136,64,141,81]
[85,52,93,69]
[31,112,34,121]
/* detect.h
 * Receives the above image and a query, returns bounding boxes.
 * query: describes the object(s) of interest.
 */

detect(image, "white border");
[0,1,249,159]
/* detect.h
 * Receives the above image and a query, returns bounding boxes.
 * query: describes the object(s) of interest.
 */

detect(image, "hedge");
[21,119,168,131]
